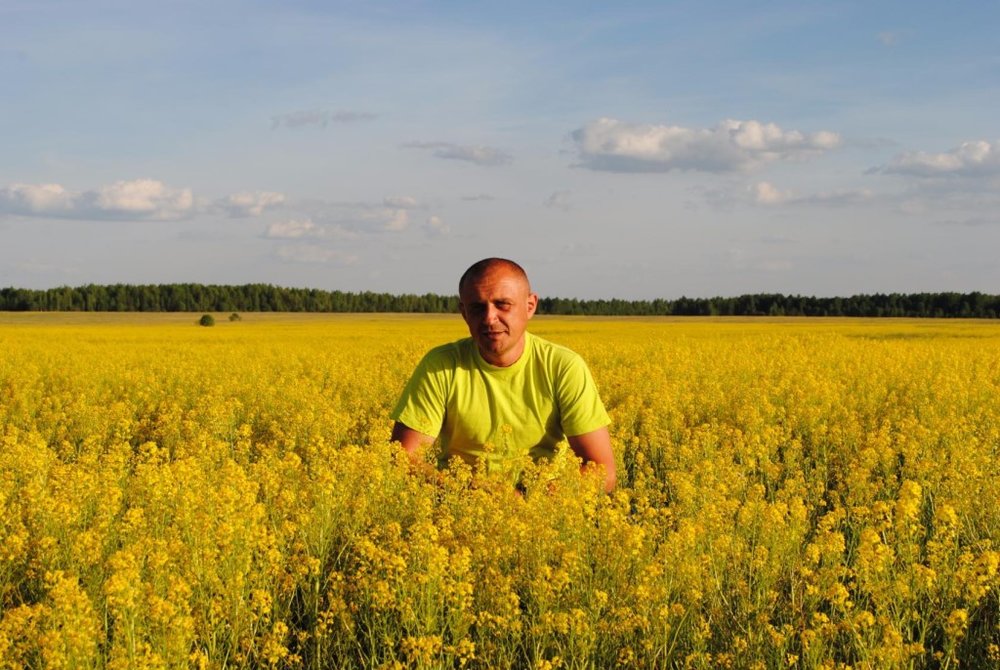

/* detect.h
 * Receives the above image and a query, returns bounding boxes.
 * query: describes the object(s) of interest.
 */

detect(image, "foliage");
[2,284,1000,317]
[230,312,242,322]
[0,315,999,668]
[198,314,215,327]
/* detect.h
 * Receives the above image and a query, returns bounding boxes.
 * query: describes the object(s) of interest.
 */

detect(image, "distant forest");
[1,284,999,317]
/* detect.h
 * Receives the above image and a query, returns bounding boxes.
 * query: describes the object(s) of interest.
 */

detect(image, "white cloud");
[216,191,286,217]
[877,140,1000,178]
[751,181,874,207]
[571,117,841,173]
[288,198,436,234]
[380,209,410,232]
[0,183,75,214]
[270,109,377,129]
[752,182,791,205]
[802,189,876,207]
[263,218,320,239]
[544,190,572,210]
[461,193,495,201]
[402,141,512,166]
[424,215,449,236]
[0,179,194,220]
[274,244,358,264]
[382,195,421,209]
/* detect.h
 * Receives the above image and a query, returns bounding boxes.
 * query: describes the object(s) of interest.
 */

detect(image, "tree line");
[1,284,998,317]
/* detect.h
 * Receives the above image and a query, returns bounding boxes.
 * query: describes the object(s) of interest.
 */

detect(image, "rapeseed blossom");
[0,313,998,668]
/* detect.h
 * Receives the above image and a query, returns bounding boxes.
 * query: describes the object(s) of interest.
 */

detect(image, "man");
[390,258,616,492]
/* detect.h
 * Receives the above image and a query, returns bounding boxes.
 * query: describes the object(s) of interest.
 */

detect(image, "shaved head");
[457,257,538,367]
[459,258,530,295]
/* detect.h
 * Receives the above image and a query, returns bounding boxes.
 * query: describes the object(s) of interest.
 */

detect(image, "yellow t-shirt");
[391,331,610,477]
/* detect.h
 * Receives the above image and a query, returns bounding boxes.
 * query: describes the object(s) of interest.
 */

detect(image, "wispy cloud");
[382,195,421,209]
[877,31,900,47]
[424,215,449,236]
[873,140,1000,178]
[263,218,321,239]
[214,191,285,217]
[270,109,377,129]
[263,217,361,240]
[933,217,1000,228]
[461,193,496,201]
[0,179,194,221]
[291,199,417,233]
[571,117,840,173]
[751,181,874,207]
[752,182,792,205]
[544,190,572,211]
[402,141,512,166]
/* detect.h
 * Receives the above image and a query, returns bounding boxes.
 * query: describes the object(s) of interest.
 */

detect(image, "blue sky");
[2,1,999,299]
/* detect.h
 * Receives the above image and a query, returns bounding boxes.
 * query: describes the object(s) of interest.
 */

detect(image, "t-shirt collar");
[473,331,533,377]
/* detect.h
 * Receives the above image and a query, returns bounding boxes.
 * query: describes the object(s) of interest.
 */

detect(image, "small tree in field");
[229,312,242,322]
[199,314,215,327]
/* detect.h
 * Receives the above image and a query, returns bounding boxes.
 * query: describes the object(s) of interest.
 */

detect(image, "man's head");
[458,258,538,367]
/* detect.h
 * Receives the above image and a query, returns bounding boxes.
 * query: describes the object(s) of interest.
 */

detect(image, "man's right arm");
[390,421,435,457]
[390,345,451,458]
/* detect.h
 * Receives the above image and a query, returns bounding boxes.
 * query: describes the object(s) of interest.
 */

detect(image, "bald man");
[390,257,616,492]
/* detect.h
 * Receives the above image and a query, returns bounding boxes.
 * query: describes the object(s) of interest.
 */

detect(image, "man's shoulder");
[526,332,585,368]
[418,337,476,370]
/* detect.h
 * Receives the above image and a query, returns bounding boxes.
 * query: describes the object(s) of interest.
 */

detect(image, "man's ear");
[526,292,538,318]
[458,301,468,320]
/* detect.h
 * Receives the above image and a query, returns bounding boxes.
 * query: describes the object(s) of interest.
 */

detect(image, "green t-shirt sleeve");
[556,353,611,437]
[390,348,452,438]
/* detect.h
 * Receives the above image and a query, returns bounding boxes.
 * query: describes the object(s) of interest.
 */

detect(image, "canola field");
[1,313,999,669]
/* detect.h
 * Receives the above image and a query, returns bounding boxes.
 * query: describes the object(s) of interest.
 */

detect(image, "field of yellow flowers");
[1,312,998,669]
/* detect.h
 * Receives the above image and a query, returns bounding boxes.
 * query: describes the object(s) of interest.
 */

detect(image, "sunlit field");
[1,313,999,669]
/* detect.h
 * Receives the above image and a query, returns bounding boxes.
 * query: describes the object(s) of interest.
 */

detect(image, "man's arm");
[391,421,435,459]
[568,426,616,492]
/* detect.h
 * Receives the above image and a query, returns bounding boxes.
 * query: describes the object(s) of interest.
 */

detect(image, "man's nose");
[484,304,499,323]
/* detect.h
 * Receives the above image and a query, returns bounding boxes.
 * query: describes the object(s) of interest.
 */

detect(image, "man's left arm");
[568,427,616,492]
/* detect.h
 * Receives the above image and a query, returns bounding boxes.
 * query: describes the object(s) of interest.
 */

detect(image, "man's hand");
[390,421,440,482]
[568,426,617,492]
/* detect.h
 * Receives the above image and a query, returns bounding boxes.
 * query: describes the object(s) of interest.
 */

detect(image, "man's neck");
[480,333,528,367]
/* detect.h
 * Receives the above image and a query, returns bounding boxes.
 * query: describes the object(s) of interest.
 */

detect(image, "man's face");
[459,265,538,367]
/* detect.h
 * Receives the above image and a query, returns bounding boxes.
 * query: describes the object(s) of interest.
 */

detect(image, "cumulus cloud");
[402,141,512,166]
[424,215,449,236]
[571,117,841,173]
[875,140,1000,178]
[270,109,377,129]
[274,244,358,264]
[0,179,194,220]
[544,190,572,210]
[215,191,285,217]
[0,183,75,215]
